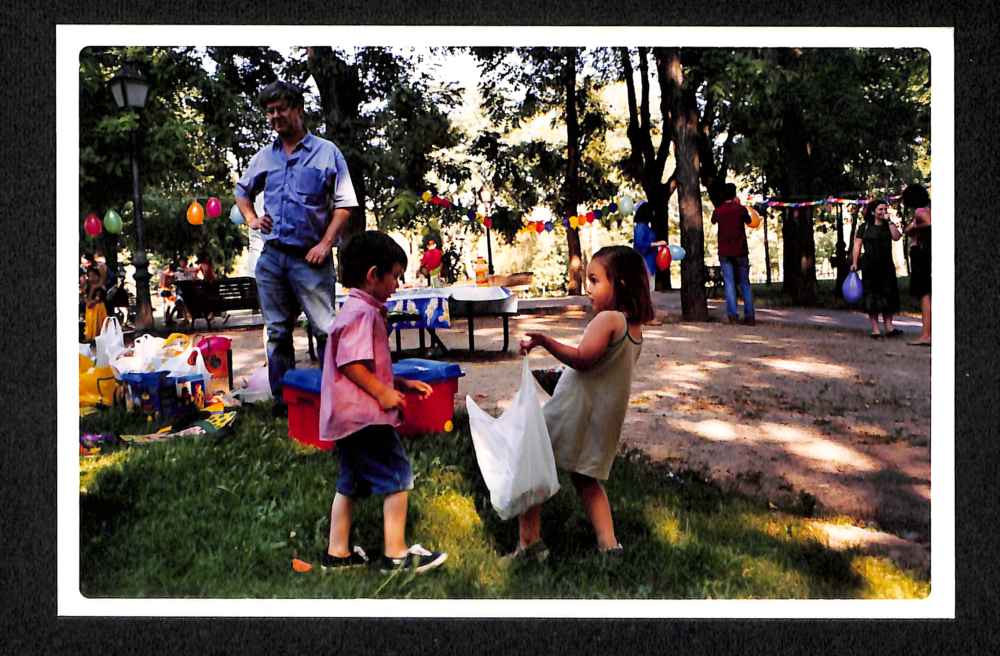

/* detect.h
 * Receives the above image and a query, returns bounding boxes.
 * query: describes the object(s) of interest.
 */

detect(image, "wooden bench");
[704,265,724,298]
[175,277,260,329]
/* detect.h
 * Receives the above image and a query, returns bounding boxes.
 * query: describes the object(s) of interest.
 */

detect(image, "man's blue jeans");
[720,254,755,320]
[255,244,337,403]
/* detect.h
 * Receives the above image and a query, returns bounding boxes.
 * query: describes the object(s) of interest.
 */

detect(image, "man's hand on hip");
[251,214,273,234]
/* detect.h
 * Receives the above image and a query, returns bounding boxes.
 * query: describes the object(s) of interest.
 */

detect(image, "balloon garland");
[420,189,636,236]
[745,192,904,209]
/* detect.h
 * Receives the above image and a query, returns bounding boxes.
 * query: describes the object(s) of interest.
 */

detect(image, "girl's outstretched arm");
[521,311,622,371]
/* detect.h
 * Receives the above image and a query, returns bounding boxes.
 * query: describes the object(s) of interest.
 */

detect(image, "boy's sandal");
[320,545,369,571]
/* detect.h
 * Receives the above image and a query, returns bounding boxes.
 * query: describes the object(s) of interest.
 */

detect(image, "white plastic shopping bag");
[94,316,125,367]
[131,334,166,372]
[232,364,272,403]
[466,357,560,520]
[160,346,212,389]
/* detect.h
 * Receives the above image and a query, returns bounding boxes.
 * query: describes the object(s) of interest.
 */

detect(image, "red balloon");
[205,197,222,218]
[587,211,596,223]
[483,217,493,228]
[656,246,672,271]
[534,221,545,233]
[83,213,103,237]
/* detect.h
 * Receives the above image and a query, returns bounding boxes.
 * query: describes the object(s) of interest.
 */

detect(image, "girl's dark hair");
[86,265,101,277]
[591,245,656,324]
[863,198,887,224]
[339,231,408,288]
[901,184,930,209]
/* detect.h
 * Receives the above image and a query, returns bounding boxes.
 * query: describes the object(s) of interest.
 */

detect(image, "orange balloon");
[291,558,312,573]
[187,201,205,225]
[747,207,762,229]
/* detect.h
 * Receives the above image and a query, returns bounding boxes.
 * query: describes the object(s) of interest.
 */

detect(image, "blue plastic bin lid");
[120,371,169,386]
[167,373,204,384]
[391,358,464,383]
[282,368,322,394]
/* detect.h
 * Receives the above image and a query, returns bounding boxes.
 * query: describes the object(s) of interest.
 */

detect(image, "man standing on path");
[235,80,358,415]
[710,182,755,326]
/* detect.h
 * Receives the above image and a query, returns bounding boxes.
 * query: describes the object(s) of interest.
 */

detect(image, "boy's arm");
[341,361,405,410]
[522,311,622,371]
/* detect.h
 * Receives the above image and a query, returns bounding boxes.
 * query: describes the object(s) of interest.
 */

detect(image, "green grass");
[79,404,929,599]
[747,277,922,314]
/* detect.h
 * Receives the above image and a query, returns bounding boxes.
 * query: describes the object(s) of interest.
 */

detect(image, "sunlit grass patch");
[852,556,930,599]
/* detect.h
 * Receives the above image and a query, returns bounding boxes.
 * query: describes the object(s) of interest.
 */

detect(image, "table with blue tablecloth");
[332,285,518,355]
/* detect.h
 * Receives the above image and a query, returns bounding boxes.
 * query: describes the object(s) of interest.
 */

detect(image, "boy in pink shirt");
[319,231,448,574]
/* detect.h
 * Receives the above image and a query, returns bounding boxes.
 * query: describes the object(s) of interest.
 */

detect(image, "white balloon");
[620,195,635,216]
[229,204,244,225]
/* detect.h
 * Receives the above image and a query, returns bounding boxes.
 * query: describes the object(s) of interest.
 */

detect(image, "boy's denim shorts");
[335,424,414,498]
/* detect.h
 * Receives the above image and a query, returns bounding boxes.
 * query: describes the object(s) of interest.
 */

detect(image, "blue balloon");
[545,222,554,232]
[842,271,864,304]
[608,202,618,213]
[668,244,686,261]
[593,208,602,219]
[229,204,244,225]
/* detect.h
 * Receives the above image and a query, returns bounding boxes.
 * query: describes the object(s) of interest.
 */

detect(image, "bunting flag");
[746,193,903,209]
[421,190,620,234]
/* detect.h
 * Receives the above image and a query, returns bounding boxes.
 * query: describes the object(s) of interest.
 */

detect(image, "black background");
[2,1,997,653]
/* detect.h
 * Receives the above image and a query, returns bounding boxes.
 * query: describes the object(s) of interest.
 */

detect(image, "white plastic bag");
[232,364,272,403]
[94,316,124,367]
[160,346,212,389]
[466,357,560,520]
[131,334,166,372]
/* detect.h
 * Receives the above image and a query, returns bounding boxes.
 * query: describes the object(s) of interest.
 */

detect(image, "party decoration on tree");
[102,209,123,234]
[668,244,686,262]
[186,200,205,225]
[83,213,103,237]
[229,204,244,225]
[655,246,671,271]
[205,197,222,219]
[619,196,635,216]
[422,190,433,202]
[747,206,763,229]
[842,271,864,304]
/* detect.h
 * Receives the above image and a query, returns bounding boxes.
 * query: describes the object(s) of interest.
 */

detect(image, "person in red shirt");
[710,182,755,325]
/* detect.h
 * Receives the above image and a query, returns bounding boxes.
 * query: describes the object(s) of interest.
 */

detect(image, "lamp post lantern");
[110,63,153,332]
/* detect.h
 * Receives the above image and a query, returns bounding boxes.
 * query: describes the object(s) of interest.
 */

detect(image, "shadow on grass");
[78,402,927,600]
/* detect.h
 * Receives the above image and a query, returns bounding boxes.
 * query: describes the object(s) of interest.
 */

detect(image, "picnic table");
[331,285,518,357]
[175,277,260,328]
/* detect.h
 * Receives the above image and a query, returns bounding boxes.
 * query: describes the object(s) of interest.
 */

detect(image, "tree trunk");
[657,48,708,321]
[563,48,584,295]
[307,47,368,238]
[620,47,673,291]
[777,97,818,305]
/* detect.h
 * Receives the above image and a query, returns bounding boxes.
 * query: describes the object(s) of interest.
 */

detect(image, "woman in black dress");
[902,184,932,346]
[851,199,903,338]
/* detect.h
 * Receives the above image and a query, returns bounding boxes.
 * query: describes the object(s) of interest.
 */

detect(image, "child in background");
[318,231,448,574]
[82,266,108,341]
[515,245,654,560]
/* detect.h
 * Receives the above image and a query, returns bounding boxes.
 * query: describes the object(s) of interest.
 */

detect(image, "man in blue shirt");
[235,80,358,415]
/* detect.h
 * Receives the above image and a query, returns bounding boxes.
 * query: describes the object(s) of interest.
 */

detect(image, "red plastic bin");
[281,369,331,451]
[392,359,465,436]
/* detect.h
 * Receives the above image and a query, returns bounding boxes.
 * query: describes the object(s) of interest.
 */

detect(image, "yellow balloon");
[444,420,453,432]
[421,190,432,202]
[569,216,578,229]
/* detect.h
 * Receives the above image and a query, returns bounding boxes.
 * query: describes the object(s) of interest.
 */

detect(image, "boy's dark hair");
[258,80,305,110]
[724,183,738,201]
[901,184,930,209]
[339,231,408,288]
[633,200,653,225]
[591,245,656,324]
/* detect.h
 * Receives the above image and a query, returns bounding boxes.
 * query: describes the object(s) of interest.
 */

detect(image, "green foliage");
[78,405,928,599]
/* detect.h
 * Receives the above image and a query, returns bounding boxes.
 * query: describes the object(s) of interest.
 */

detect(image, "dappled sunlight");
[704,350,734,358]
[668,418,740,442]
[754,356,854,379]
[657,335,696,342]
[758,422,877,473]
[80,449,132,492]
[644,504,686,546]
[699,361,734,371]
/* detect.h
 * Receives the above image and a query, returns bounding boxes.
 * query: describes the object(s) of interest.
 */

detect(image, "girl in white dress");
[515,245,655,559]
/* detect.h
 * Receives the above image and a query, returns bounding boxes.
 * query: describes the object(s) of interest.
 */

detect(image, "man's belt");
[264,240,312,259]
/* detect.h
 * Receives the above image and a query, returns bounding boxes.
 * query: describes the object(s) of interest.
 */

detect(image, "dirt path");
[223,308,932,573]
